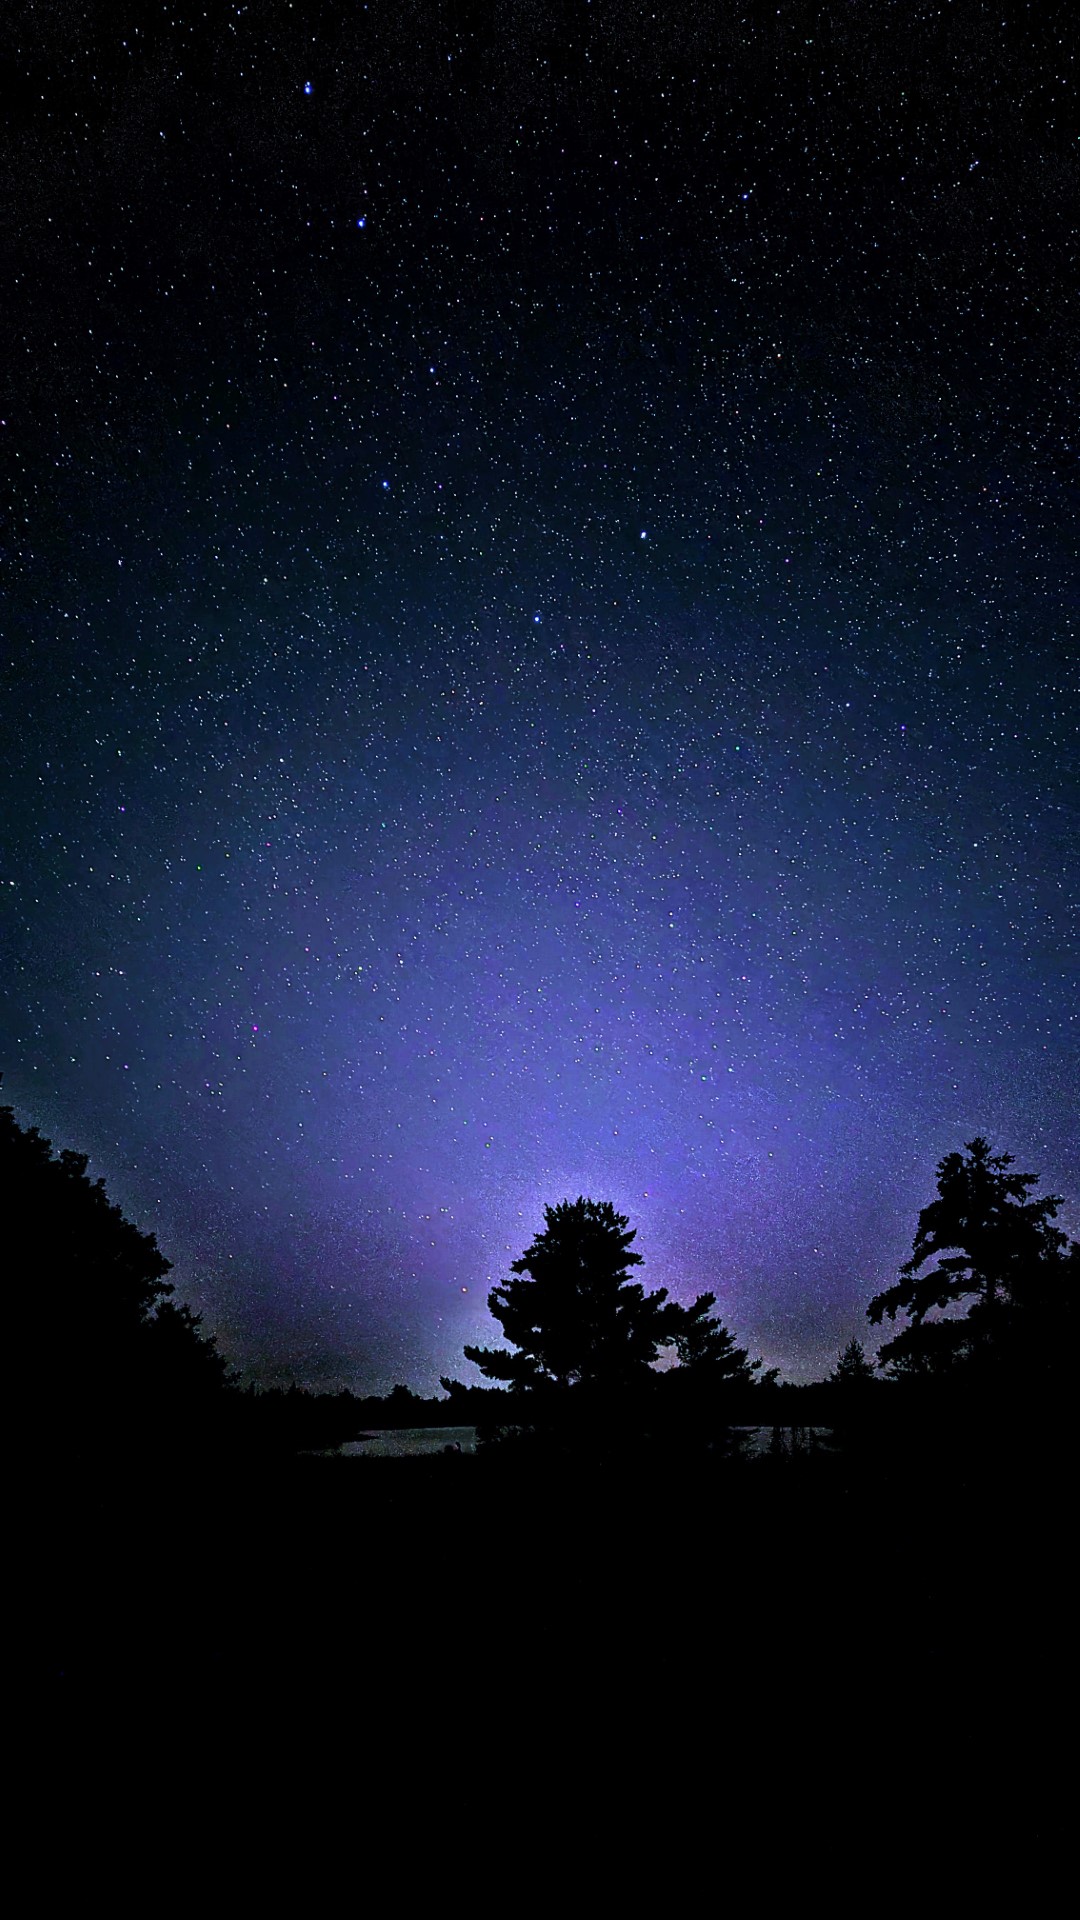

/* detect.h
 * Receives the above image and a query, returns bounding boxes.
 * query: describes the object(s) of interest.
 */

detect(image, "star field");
[2,2,1076,1389]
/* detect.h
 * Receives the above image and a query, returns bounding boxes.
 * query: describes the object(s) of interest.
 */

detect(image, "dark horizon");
[5,1084,1077,1404]
[3,2,1076,1396]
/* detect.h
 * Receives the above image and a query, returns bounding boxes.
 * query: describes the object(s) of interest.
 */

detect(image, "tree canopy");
[458,1195,763,1398]
[828,1340,877,1387]
[462,1197,660,1390]
[2,1094,234,1438]
[867,1136,1077,1380]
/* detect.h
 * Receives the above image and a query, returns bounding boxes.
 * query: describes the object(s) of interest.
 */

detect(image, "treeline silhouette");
[7,1083,1075,1477]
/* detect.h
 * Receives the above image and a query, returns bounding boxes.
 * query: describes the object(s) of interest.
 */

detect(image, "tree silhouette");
[665,1288,771,1384]
[867,1137,1075,1380]
[1,1093,234,1443]
[821,1338,880,1463]
[464,1197,667,1391]
[828,1339,877,1386]
[462,1194,765,1408]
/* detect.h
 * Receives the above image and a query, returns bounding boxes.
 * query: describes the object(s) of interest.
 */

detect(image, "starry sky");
[2,1,1077,1391]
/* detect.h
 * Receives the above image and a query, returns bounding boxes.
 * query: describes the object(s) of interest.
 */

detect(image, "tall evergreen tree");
[461,1195,766,1402]
[464,1197,668,1391]
[867,1137,1074,1379]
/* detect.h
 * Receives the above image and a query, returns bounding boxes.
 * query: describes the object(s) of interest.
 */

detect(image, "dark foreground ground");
[35,1441,1071,1710]
[27,1437,1072,1886]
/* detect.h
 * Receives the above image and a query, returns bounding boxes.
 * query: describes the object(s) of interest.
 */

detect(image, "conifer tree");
[828,1339,877,1386]
[867,1137,1074,1379]
[462,1195,767,1399]
[464,1197,667,1391]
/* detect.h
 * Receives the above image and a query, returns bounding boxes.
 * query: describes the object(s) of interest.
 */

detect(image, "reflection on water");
[736,1426,831,1456]
[337,1425,829,1459]
[339,1425,477,1458]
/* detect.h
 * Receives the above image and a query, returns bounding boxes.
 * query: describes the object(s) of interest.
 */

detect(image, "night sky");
[3,2,1076,1392]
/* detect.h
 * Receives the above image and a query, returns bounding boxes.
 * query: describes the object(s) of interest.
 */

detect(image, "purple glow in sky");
[3,4,1076,1390]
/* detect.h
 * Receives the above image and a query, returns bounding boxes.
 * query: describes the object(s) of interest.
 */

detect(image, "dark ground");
[28,1443,1072,1885]
[37,1444,1069,1709]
